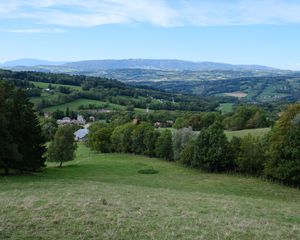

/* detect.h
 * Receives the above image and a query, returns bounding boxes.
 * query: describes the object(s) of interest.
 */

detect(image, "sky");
[1,0,300,70]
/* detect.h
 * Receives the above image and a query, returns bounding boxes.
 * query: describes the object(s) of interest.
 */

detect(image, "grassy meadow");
[42,98,125,112]
[225,128,270,140]
[0,143,299,239]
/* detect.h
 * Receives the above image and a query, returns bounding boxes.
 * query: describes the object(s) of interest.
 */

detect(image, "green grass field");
[30,81,82,91]
[218,103,234,114]
[0,144,299,239]
[225,128,271,140]
[42,98,126,112]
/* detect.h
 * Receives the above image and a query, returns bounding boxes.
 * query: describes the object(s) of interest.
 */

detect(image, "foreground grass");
[0,144,299,239]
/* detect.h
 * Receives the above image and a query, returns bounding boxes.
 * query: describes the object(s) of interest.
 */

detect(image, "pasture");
[225,128,270,140]
[42,98,126,112]
[0,144,299,239]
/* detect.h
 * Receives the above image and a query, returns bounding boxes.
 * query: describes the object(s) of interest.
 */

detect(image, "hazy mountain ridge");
[0,58,66,67]
[63,59,277,71]
[1,58,277,71]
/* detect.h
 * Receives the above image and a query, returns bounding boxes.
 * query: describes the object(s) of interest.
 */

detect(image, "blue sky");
[1,0,300,70]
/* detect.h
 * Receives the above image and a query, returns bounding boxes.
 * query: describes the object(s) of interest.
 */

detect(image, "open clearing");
[30,81,82,91]
[218,103,234,114]
[0,143,299,239]
[225,127,270,140]
[42,98,126,112]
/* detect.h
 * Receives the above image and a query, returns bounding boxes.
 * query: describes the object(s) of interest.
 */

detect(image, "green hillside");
[0,144,299,239]
[225,128,271,140]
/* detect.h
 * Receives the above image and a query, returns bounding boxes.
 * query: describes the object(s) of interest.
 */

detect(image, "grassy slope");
[30,81,82,91]
[218,103,234,114]
[225,128,270,140]
[42,98,126,112]
[0,144,299,240]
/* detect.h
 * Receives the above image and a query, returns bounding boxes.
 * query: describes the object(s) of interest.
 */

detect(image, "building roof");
[74,128,89,139]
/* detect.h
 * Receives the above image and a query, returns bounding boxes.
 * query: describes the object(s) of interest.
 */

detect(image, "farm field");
[30,81,82,91]
[0,144,299,240]
[42,98,126,112]
[225,127,271,140]
[218,103,234,114]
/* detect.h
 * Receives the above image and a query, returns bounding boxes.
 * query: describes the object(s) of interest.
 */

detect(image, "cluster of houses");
[57,114,86,125]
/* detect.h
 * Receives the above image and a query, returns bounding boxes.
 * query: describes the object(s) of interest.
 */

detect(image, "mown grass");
[0,144,299,239]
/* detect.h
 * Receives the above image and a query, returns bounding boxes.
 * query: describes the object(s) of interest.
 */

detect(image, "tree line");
[87,103,300,186]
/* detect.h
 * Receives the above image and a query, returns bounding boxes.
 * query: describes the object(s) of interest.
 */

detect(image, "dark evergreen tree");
[0,83,46,173]
[0,83,21,174]
[8,88,46,171]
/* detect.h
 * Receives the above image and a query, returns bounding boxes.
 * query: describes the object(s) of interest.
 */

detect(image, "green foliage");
[89,127,113,153]
[172,127,196,161]
[193,123,232,172]
[47,125,77,167]
[143,128,160,157]
[235,135,265,175]
[40,117,58,141]
[180,139,195,166]
[173,112,222,131]
[155,129,173,161]
[224,105,269,130]
[131,122,153,154]
[0,83,46,173]
[265,104,300,185]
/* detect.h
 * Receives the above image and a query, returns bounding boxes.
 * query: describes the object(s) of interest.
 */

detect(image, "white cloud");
[1,0,300,28]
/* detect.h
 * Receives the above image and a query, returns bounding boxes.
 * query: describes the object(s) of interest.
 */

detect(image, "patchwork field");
[0,144,299,239]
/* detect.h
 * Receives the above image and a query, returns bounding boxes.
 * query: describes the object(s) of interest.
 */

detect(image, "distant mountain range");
[1,58,277,71]
[0,58,66,67]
